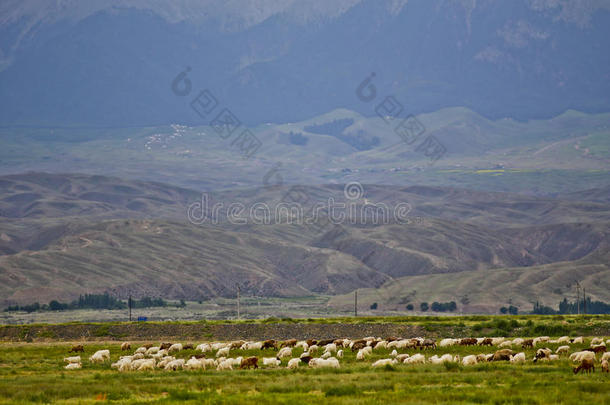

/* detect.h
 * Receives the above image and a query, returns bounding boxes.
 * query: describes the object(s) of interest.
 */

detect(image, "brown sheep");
[385,336,400,342]
[69,344,84,353]
[351,341,367,352]
[573,358,595,374]
[534,348,552,363]
[479,338,493,346]
[299,355,312,364]
[585,345,607,354]
[333,339,345,346]
[183,344,194,350]
[230,341,245,349]
[522,339,534,348]
[305,339,317,346]
[160,342,173,350]
[489,349,514,362]
[240,356,259,369]
[420,339,437,350]
[460,338,477,346]
[261,340,277,350]
[142,343,153,349]
[193,354,206,359]
[317,339,334,346]
[601,359,608,373]
[280,339,297,348]
[120,342,131,351]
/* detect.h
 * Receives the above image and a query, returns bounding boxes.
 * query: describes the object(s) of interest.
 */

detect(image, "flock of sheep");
[62,335,610,375]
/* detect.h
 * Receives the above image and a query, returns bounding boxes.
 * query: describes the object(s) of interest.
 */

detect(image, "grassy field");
[0,317,609,404]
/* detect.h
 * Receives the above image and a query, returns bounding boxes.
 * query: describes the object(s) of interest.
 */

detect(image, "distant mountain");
[1,173,608,312]
[0,0,609,126]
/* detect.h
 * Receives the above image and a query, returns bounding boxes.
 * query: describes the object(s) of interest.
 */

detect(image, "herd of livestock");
[63,335,610,375]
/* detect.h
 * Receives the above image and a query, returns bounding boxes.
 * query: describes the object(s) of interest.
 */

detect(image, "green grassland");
[1,316,609,404]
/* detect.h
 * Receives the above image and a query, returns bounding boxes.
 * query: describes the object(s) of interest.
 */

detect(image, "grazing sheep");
[324,343,337,353]
[573,358,595,374]
[591,337,603,345]
[374,341,388,350]
[372,359,397,367]
[309,357,340,368]
[262,357,281,367]
[404,353,425,364]
[146,346,160,355]
[439,354,455,363]
[390,349,398,358]
[601,359,609,373]
[461,355,478,366]
[585,345,607,354]
[216,359,233,371]
[135,347,147,354]
[281,339,297,348]
[479,338,493,346]
[261,340,277,350]
[295,341,309,351]
[337,350,343,358]
[164,359,185,371]
[202,358,217,369]
[156,356,175,369]
[356,349,370,360]
[69,345,84,353]
[216,347,230,358]
[460,338,477,346]
[491,338,506,346]
[308,345,319,354]
[318,339,335,346]
[183,344,194,350]
[65,362,82,370]
[185,357,204,370]
[277,347,292,359]
[571,337,584,344]
[498,341,513,349]
[167,343,183,353]
[556,346,570,355]
[510,352,526,364]
[533,348,552,363]
[549,354,559,361]
[287,358,300,369]
[196,343,211,352]
[89,350,110,364]
[556,336,570,344]
[321,351,332,359]
[160,342,173,350]
[136,359,155,371]
[64,356,81,364]
[522,339,534,348]
[570,351,596,363]
[428,355,443,365]
[132,353,145,360]
[601,352,610,362]
[240,356,259,369]
[439,338,457,347]
[396,354,410,363]
[512,338,524,346]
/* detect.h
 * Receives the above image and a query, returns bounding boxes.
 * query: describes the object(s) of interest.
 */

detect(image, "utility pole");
[576,282,580,315]
[128,295,132,322]
[583,287,586,315]
[354,290,358,317]
[236,284,240,320]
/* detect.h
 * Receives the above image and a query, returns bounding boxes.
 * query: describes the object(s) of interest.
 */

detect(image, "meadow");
[0,317,609,404]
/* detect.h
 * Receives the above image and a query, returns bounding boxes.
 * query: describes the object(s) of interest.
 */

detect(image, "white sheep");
[151,350,169,360]
[89,350,110,363]
[202,358,217,369]
[557,336,570,344]
[65,362,82,370]
[308,345,319,353]
[185,357,204,370]
[337,349,343,358]
[262,357,281,367]
[135,347,148,354]
[156,356,176,368]
[164,359,185,371]
[601,352,610,362]
[439,354,455,363]
[324,343,337,353]
[439,338,456,347]
[295,341,308,351]
[404,353,425,364]
[461,355,478,366]
[167,343,183,353]
[136,359,155,371]
[374,340,388,350]
[390,349,398,358]
[216,359,234,371]
[512,338,524,346]
[572,337,583,344]
[309,357,339,368]
[372,358,397,367]
[132,353,145,360]
[491,337,506,345]
[428,355,443,365]
[196,343,211,352]
[569,351,596,363]
[287,358,300,369]
[510,352,526,364]
[356,349,369,360]
[321,351,331,359]
[216,347,230,358]
[556,345,570,355]
[591,337,603,345]
[396,354,410,362]
[498,341,513,349]
[146,346,160,355]
[64,356,81,364]
[277,347,292,358]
